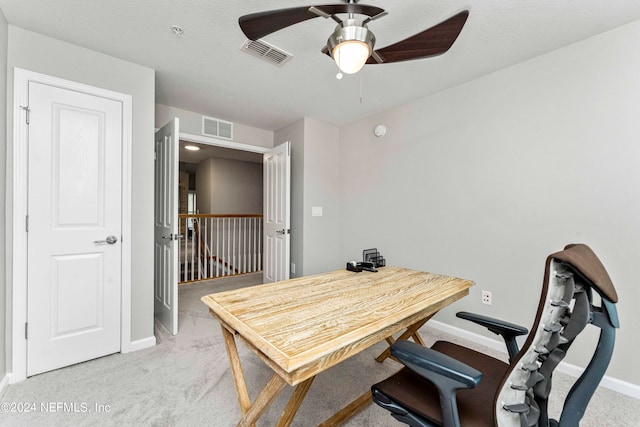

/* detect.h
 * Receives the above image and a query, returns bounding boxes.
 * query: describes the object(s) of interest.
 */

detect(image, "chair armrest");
[391,340,481,427]
[456,311,528,362]
[456,311,528,337]
[392,340,482,389]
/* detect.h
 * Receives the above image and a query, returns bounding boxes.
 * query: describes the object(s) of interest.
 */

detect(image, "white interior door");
[263,141,291,283]
[154,118,179,334]
[27,81,123,376]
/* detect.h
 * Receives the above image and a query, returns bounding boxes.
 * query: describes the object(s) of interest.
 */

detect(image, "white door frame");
[178,131,269,155]
[8,68,132,383]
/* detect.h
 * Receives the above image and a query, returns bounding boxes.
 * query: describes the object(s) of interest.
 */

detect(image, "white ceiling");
[2,1,640,132]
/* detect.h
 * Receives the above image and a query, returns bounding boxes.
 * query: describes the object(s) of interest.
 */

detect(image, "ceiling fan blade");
[367,10,469,64]
[239,4,386,40]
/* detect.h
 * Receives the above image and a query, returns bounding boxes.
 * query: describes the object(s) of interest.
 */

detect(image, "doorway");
[153,127,291,335]
[177,140,264,284]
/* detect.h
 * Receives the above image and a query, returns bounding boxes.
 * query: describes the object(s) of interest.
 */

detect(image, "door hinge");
[25,322,28,340]
[19,105,30,125]
[25,214,29,232]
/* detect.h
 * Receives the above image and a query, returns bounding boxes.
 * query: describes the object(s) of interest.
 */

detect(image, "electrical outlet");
[482,290,492,305]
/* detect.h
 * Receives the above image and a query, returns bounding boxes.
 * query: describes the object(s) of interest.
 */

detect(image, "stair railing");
[178,214,263,283]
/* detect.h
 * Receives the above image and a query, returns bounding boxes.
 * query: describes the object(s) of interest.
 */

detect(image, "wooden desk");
[202,266,474,427]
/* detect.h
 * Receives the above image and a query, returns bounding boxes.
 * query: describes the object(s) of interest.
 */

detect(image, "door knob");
[94,235,118,244]
[162,234,184,241]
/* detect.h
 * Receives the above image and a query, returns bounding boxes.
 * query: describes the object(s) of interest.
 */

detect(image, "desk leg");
[221,326,252,416]
[318,391,372,427]
[221,326,290,427]
[238,374,287,427]
[276,377,315,427]
[375,315,433,363]
[412,330,426,346]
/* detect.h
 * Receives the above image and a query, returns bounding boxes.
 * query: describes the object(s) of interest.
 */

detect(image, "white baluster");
[215,218,219,278]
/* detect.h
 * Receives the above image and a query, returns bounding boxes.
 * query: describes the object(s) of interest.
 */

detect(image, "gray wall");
[195,157,262,214]
[0,8,7,384]
[338,20,640,386]
[302,118,340,276]
[275,117,340,277]
[5,25,156,355]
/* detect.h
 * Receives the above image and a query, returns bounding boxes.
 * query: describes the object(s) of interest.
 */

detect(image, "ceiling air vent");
[202,115,233,140]
[241,39,293,67]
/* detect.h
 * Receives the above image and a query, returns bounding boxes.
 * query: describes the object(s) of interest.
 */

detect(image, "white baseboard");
[1,336,157,391]
[428,319,509,354]
[129,335,156,352]
[0,373,9,398]
[427,320,640,399]
[555,359,640,399]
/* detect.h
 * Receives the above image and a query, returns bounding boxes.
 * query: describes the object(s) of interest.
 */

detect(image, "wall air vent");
[202,115,234,140]
[241,39,293,67]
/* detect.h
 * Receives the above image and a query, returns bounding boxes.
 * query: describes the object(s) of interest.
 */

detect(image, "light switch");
[311,206,323,217]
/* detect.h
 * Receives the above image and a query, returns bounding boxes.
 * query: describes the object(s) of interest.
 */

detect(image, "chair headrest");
[549,244,618,303]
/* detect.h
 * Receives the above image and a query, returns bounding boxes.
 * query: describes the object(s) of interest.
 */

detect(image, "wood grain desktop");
[202,266,474,427]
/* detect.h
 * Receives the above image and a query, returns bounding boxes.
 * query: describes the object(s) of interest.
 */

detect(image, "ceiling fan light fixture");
[327,21,375,74]
[332,40,370,74]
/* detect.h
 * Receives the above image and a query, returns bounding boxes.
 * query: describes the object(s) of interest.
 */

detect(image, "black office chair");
[372,244,619,427]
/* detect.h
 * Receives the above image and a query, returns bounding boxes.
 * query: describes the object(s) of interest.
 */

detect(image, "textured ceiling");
[2,1,640,131]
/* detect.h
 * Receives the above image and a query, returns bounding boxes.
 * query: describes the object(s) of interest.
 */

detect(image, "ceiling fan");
[239,1,469,75]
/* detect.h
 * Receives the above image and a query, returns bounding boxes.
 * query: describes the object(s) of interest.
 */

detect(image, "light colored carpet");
[1,273,638,426]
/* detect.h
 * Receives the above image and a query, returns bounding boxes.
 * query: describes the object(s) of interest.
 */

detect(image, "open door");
[154,118,179,334]
[263,141,291,283]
